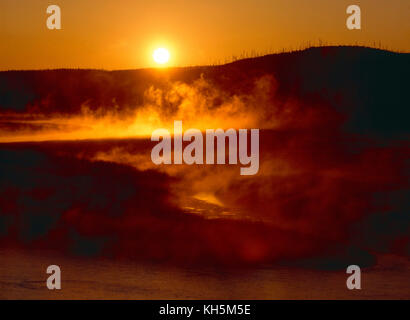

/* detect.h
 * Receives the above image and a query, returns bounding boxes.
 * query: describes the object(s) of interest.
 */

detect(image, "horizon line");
[1,45,408,72]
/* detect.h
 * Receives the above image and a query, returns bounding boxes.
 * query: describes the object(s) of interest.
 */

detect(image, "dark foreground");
[0,249,408,299]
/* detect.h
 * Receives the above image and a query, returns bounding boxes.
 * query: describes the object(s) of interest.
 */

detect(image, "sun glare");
[153,48,170,65]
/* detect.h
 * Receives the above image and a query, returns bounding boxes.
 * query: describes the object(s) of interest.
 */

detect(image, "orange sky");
[1,0,409,70]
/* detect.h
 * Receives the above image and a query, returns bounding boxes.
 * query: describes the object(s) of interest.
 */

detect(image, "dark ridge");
[0,46,409,137]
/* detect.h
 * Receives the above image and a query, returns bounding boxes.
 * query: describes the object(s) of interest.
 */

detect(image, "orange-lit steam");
[0,76,276,143]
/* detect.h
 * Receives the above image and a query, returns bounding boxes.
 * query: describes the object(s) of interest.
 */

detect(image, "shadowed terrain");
[0,47,409,298]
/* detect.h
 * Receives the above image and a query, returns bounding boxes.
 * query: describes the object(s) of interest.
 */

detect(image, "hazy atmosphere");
[1,0,409,69]
[0,0,409,301]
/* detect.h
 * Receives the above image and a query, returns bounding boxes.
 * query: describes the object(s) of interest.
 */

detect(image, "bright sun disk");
[153,48,170,64]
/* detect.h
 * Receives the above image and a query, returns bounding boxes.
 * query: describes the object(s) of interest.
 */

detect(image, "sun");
[153,48,170,65]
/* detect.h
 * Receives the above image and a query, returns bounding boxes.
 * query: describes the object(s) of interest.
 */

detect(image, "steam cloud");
[0,47,409,267]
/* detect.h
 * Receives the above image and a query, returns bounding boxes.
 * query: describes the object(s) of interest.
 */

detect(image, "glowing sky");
[0,0,409,70]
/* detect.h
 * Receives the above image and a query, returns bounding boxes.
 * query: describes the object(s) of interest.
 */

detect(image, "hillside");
[1,46,409,138]
[0,46,408,269]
